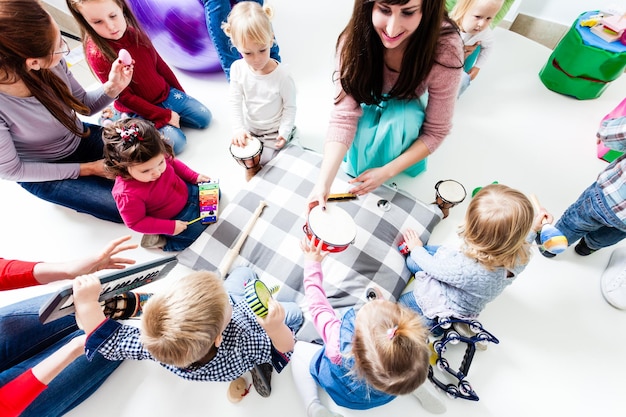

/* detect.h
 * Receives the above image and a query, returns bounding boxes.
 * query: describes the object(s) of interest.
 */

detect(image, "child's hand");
[532,208,554,233]
[275,136,286,149]
[257,298,295,353]
[72,275,106,333]
[300,236,329,263]
[232,131,251,147]
[169,111,181,128]
[468,66,480,81]
[196,174,210,183]
[72,275,103,305]
[257,298,285,331]
[173,220,188,235]
[402,228,423,252]
[463,41,480,59]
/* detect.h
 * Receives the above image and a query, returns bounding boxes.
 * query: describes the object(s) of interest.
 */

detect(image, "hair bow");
[116,124,143,143]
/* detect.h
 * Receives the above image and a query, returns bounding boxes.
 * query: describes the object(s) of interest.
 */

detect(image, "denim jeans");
[458,45,481,98]
[157,87,212,155]
[0,295,121,417]
[201,0,281,81]
[555,182,626,251]
[224,266,303,333]
[400,245,440,330]
[163,182,209,252]
[398,291,438,330]
[457,71,471,97]
[19,123,122,223]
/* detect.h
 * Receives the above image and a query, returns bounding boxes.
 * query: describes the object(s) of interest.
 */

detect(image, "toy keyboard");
[199,180,219,224]
[38,256,178,324]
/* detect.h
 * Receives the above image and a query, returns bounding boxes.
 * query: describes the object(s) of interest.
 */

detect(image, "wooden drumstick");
[218,200,268,278]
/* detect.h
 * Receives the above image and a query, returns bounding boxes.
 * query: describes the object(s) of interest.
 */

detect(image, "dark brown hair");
[102,118,174,179]
[0,0,90,136]
[337,0,462,105]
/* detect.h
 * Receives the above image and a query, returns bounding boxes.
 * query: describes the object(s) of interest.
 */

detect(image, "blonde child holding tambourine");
[223,1,296,181]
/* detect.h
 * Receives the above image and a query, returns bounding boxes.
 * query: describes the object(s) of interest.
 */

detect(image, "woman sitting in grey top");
[0,0,132,222]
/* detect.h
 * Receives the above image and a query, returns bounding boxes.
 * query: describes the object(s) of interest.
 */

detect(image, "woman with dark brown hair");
[0,0,132,222]
[308,0,463,211]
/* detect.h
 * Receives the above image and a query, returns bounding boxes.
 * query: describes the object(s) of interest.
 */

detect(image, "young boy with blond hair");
[72,267,302,397]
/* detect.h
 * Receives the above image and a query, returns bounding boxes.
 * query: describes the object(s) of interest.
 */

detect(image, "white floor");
[2,2,626,416]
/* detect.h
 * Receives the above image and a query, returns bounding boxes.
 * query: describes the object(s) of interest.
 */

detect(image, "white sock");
[412,383,447,414]
[307,400,343,417]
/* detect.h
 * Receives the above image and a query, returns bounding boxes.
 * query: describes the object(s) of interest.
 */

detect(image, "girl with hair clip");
[291,237,445,417]
[66,0,212,155]
[308,0,463,211]
[399,184,552,326]
[449,0,504,96]
[0,0,132,223]
[222,1,296,180]
[102,118,214,251]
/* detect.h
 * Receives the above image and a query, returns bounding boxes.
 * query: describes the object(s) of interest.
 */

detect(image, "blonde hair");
[222,1,274,50]
[351,300,430,395]
[449,0,504,27]
[140,271,230,368]
[459,184,534,271]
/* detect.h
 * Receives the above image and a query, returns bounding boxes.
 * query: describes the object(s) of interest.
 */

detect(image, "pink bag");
[597,97,626,162]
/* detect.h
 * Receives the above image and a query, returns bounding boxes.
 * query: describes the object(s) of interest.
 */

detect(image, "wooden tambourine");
[244,279,279,318]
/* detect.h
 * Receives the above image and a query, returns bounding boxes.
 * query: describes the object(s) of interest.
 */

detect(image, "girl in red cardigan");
[66,0,212,155]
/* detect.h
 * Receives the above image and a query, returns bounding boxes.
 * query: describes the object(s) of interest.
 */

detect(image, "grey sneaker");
[250,363,272,397]
[600,247,626,310]
[140,234,166,249]
[412,383,447,414]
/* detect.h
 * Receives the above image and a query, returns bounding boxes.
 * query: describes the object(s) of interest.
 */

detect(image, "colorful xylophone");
[199,180,219,224]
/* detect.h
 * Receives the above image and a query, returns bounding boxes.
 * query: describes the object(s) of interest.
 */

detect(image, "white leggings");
[291,340,325,410]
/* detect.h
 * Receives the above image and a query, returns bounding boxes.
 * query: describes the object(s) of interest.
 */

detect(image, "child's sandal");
[227,377,251,403]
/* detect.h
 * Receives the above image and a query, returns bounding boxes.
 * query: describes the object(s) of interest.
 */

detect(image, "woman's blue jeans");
[224,266,303,333]
[158,87,212,155]
[201,0,281,81]
[555,182,626,251]
[18,123,122,223]
[0,295,121,417]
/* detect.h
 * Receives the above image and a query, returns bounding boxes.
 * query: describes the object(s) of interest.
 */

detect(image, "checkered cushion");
[178,145,441,342]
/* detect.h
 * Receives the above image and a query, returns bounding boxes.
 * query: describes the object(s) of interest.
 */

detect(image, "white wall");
[518,0,625,26]
[44,0,624,28]
[46,0,68,13]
